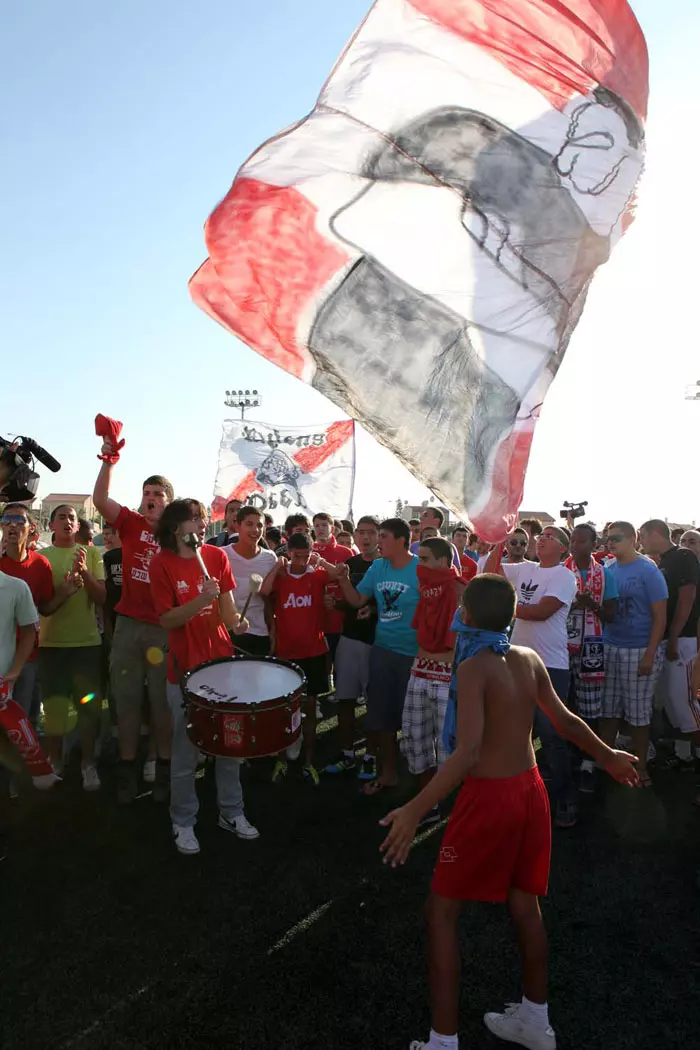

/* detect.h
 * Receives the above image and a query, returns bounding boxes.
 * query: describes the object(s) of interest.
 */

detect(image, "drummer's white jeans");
[167,683,244,827]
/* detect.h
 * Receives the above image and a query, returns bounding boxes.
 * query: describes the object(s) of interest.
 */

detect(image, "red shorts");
[431,767,551,903]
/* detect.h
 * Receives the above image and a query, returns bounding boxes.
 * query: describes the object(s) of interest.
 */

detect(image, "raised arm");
[260,557,285,597]
[93,440,122,524]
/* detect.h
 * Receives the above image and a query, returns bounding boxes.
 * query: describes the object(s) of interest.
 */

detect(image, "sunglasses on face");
[607,535,625,543]
[0,515,28,526]
[509,539,527,547]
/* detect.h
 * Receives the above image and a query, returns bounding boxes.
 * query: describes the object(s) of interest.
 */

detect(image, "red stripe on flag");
[211,420,354,521]
[407,0,648,120]
[191,178,352,380]
[293,420,355,473]
[470,420,536,542]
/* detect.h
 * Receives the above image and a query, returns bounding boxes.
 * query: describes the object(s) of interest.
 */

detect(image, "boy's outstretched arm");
[379,661,484,868]
[533,654,639,784]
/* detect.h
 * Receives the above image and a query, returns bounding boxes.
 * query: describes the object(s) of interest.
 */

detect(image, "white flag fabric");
[212,419,355,522]
[192,0,648,540]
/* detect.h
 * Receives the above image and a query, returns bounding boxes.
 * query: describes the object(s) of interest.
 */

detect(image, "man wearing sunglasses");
[486,527,579,826]
[0,504,82,720]
[504,527,530,565]
[599,521,668,788]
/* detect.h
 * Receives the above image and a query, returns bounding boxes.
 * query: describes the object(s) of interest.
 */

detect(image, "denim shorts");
[366,645,415,733]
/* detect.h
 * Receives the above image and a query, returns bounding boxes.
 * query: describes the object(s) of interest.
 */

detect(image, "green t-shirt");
[39,545,105,648]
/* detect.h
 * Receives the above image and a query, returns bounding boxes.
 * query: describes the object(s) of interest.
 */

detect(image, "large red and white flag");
[212,419,355,522]
[191,0,648,540]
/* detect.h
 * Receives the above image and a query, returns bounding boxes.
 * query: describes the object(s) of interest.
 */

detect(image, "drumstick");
[240,573,263,621]
[182,532,210,579]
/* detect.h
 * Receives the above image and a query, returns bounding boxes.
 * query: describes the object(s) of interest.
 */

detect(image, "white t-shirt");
[504,562,577,670]
[0,570,39,679]
[224,546,278,637]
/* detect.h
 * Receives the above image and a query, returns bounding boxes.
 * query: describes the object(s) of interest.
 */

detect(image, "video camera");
[0,436,61,503]
[560,500,588,521]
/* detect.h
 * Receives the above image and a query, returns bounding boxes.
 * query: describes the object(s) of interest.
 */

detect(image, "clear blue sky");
[3,1,698,524]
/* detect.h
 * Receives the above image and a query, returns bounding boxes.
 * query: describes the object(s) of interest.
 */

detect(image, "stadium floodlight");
[224,388,262,419]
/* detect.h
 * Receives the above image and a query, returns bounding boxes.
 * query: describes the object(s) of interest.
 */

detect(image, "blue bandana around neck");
[442,612,511,755]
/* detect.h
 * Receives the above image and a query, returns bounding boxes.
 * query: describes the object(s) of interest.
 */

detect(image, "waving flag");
[212,419,355,522]
[191,0,648,540]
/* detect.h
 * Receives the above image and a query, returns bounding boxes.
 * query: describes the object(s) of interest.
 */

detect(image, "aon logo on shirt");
[283,593,312,609]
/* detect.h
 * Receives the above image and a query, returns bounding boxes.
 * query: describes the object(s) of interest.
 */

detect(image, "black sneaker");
[579,767,596,794]
[116,760,139,805]
[358,755,377,782]
[323,753,357,774]
[418,806,441,829]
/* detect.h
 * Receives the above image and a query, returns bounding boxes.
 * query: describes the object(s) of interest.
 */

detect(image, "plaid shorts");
[400,659,451,775]
[601,644,666,726]
[569,650,604,721]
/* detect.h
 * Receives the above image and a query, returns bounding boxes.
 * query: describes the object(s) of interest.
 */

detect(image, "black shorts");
[233,633,272,658]
[294,654,330,698]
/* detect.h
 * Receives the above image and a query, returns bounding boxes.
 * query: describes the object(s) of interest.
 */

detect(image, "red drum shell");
[182,655,306,759]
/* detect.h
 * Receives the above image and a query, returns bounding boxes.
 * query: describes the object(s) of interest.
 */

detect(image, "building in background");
[40,493,97,530]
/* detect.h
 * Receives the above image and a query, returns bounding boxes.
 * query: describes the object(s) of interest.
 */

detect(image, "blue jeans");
[534,668,576,809]
[166,683,244,828]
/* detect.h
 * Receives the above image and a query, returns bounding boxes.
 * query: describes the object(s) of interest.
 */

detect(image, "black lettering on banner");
[238,425,326,451]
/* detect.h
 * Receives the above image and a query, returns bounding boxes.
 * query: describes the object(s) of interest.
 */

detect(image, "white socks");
[426,1031,458,1050]
[520,996,550,1028]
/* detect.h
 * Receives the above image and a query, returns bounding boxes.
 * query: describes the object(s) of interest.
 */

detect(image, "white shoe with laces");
[484,1003,556,1050]
[143,759,156,783]
[173,825,200,855]
[218,813,260,840]
[81,765,101,792]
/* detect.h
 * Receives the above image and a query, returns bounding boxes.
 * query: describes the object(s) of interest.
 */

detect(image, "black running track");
[2,714,699,1050]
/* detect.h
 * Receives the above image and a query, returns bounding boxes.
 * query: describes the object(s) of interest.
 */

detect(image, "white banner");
[212,419,355,522]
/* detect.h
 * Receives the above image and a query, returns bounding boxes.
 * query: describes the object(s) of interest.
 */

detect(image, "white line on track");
[266,900,334,955]
[60,984,152,1048]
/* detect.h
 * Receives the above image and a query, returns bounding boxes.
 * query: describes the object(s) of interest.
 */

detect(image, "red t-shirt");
[150,545,236,683]
[111,507,161,624]
[412,564,461,653]
[313,538,353,635]
[459,553,477,583]
[1,551,53,661]
[272,566,330,660]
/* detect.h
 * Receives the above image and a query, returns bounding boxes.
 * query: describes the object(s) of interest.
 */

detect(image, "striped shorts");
[569,650,604,722]
[601,644,666,726]
[400,659,451,775]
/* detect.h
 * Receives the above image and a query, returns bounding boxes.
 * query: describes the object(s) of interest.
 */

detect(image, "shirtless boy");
[380,575,639,1050]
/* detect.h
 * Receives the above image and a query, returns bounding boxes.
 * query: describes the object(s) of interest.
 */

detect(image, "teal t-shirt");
[357,556,419,657]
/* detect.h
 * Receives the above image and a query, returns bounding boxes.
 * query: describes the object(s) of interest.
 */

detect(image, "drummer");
[149,498,259,856]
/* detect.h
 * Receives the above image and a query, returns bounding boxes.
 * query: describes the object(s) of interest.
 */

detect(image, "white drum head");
[186,660,303,704]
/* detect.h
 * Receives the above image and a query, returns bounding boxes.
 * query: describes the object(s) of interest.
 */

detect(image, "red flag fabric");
[95,414,125,463]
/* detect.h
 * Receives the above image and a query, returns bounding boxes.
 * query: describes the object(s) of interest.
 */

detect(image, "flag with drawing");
[212,419,355,522]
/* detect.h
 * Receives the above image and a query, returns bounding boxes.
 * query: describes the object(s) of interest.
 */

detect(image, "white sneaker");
[143,759,157,783]
[484,1003,556,1050]
[81,765,101,792]
[173,825,200,855]
[218,813,260,840]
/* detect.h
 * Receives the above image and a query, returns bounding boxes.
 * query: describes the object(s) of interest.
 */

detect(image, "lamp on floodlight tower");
[224,388,261,420]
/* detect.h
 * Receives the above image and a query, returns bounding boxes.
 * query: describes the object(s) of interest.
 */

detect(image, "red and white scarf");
[565,555,605,649]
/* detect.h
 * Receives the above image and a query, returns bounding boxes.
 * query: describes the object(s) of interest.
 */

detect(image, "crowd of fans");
[2,448,700,860]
